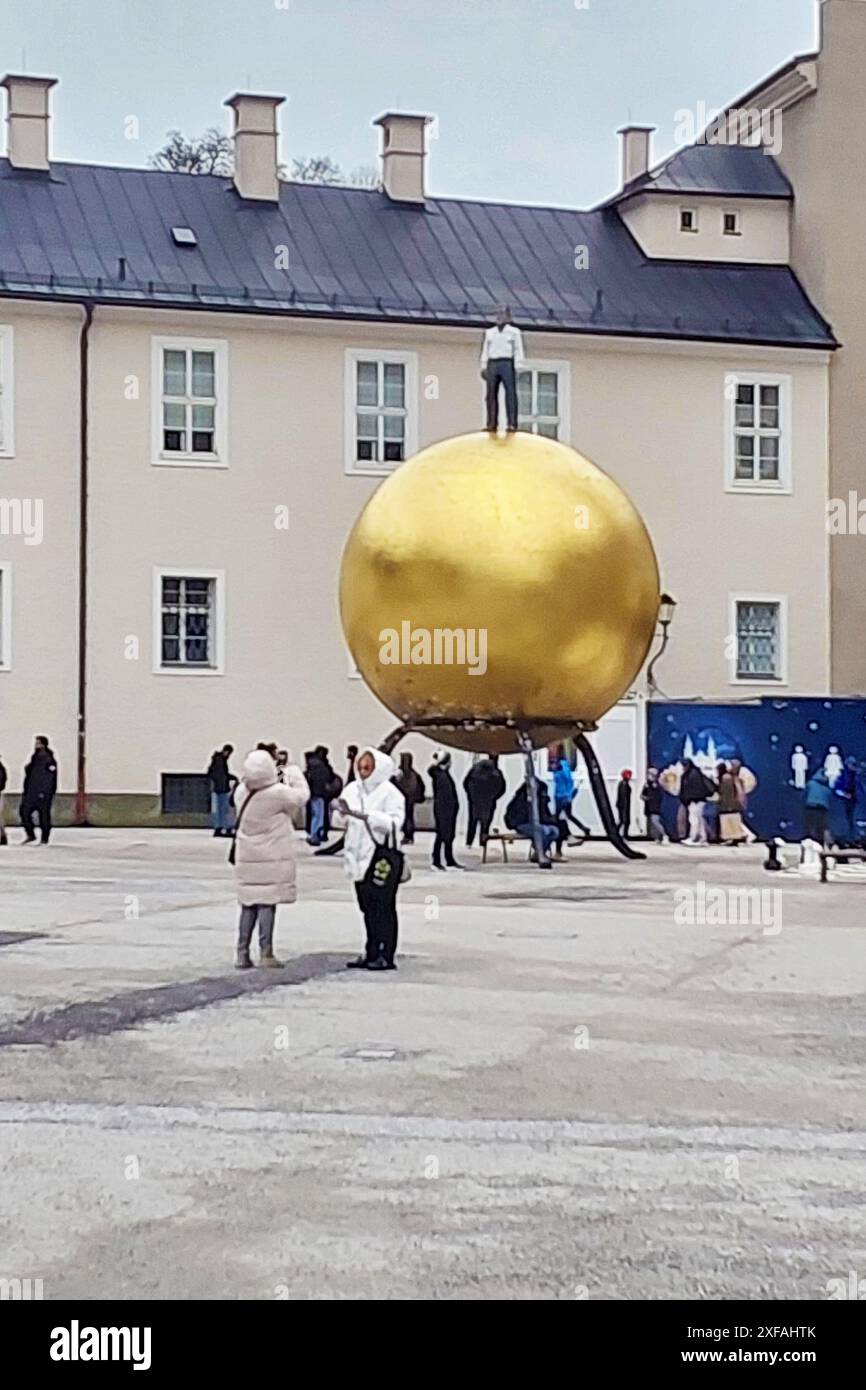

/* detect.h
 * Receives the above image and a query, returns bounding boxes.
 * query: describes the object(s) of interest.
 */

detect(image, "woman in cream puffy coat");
[232,748,308,969]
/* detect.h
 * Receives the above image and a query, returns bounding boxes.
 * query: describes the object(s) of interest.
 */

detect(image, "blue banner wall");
[648,699,866,842]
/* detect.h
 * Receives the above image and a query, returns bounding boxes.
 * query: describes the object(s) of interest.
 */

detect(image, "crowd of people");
[650,758,759,847]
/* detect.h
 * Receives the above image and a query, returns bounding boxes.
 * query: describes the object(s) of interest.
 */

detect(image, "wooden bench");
[820,847,866,883]
[482,830,531,864]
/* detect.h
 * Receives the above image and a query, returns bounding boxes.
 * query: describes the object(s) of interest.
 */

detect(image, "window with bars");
[161,773,211,815]
[735,600,783,681]
[518,368,561,438]
[160,575,216,668]
[728,376,789,489]
[353,358,407,467]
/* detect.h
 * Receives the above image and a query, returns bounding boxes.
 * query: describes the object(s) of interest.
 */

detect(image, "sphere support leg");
[517,730,550,868]
[573,731,646,861]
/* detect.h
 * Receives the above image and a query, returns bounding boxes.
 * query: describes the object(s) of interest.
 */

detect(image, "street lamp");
[646,592,677,697]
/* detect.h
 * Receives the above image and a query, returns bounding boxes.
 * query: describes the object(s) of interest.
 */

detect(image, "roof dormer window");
[679,207,698,234]
[723,211,741,237]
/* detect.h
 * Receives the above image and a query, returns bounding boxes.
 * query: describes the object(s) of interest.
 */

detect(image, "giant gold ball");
[340,431,661,752]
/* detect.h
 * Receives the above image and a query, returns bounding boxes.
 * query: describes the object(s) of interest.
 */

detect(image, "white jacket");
[233,750,309,906]
[342,748,406,882]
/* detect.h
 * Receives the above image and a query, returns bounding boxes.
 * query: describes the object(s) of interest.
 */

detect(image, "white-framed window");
[0,326,15,458]
[0,562,11,669]
[723,210,741,237]
[725,372,791,493]
[151,337,228,467]
[153,568,225,674]
[345,349,418,475]
[517,360,570,440]
[680,208,698,233]
[730,594,787,684]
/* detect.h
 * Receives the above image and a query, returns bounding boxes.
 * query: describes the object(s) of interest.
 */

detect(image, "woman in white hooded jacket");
[337,747,405,971]
[232,748,309,969]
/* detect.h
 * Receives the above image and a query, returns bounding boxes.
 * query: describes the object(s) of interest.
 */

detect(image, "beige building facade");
[713,0,866,693]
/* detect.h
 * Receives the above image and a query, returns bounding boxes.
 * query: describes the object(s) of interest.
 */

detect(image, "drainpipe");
[74,302,94,826]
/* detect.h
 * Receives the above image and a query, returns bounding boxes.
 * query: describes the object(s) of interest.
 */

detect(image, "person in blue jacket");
[551,753,588,845]
[803,768,832,846]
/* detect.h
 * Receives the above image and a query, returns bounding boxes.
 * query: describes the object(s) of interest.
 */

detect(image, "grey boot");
[257,907,283,968]
[235,906,255,969]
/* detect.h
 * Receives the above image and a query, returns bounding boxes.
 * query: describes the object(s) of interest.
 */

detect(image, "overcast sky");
[0,0,818,206]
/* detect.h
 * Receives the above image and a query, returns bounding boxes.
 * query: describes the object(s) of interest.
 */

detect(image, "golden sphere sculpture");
[339,431,661,753]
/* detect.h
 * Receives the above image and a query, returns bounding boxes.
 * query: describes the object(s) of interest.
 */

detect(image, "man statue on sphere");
[480,304,525,433]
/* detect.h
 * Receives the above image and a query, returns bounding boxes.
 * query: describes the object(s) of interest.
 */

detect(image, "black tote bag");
[362,823,404,903]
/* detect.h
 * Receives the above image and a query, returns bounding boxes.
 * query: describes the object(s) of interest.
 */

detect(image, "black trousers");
[21,798,52,843]
[466,804,494,846]
[402,804,416,844]
[485,359,518,431]
[804,806,827,844]
[355,880,399,965]
[432,831,458,867]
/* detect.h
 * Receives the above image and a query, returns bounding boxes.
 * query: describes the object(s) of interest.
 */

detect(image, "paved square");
[1,830,864,1300]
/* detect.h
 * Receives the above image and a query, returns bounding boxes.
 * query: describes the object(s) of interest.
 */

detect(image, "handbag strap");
[234,786,261,835]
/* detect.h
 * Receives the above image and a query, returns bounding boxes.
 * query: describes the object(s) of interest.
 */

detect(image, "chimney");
[617,124,655,189]
[373,112,432,204]
[224,91,284,201]
[1,74,57,172]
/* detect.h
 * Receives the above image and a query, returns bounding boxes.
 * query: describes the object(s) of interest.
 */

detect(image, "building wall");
[0,303,81,791]
[620,192,790,263]
[0,302,831,807]
[760,0,866,692]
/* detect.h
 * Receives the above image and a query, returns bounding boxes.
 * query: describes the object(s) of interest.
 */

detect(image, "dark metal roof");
[0,156,834,349]
[610,143,793,203]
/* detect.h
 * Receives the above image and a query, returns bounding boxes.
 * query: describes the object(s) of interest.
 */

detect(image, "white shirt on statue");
[481,324,525,368]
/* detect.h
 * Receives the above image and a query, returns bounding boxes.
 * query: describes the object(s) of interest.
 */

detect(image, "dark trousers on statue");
[354,881,399,965]
[486,359,518,431]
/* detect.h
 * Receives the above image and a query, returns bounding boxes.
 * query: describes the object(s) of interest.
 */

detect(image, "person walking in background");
[549,752,587,846]
[429,752,461,869]
[20,736,58,845]
[615,769,633,838]
[481,304,525,433]
[207,743,235,837]
[315,745,340,842]
[834,756,860,845]
[641,767,667,843]
[232,747,308,969]
[393,752,425,845]
[717,762,748,846]
[313,744,359,858]
[304,747,330,846]
[464,754,506,848]
[680,758,715,847]
[729,759,758,843]
[804,768,832,847]
[338,748,406,971]
[0,753,7,846]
